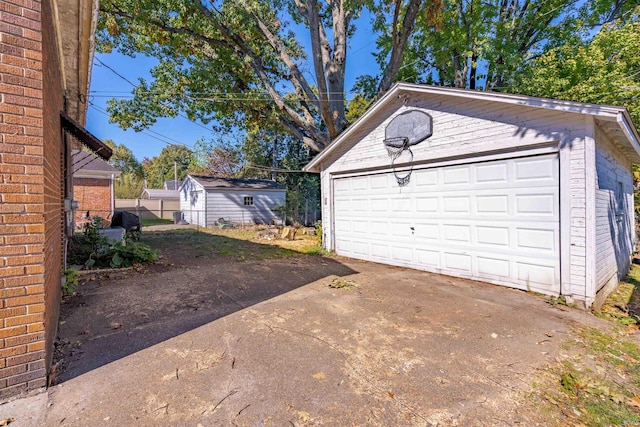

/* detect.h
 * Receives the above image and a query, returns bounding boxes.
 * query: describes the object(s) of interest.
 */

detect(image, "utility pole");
[271,135,277,181]
[174,161,178,189]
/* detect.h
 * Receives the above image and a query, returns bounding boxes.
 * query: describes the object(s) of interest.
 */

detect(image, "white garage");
[304,83,640,308]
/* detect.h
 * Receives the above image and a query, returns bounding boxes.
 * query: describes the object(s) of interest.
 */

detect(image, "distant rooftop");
[164,180,184,190]
[141,189,180,200]
[72,150,119,173]
[188,175,286,191]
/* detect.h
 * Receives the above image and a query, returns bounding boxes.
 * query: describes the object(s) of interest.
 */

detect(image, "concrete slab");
[0,390,47,426]
[44,258,606,426]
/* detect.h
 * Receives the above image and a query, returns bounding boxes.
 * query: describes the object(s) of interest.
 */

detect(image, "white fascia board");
[303,84,404,172]
[74,170,121,179]
[617,111,640,162]
[304,82,632,172]
[204,188,286,194]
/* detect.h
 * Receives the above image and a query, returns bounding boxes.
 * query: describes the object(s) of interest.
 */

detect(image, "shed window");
[244,196,254,206]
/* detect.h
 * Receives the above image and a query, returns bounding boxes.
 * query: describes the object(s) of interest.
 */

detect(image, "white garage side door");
[332,154,560,295]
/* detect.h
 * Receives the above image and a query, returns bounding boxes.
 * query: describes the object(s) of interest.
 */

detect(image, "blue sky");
[85,11,379,162]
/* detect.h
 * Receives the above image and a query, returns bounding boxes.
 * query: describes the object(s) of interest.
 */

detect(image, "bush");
[68,218,157,269]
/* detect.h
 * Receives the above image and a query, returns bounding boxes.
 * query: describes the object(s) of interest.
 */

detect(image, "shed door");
[332,154,560,294]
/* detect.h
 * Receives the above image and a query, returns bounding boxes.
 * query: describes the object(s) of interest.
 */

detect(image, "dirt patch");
[53,229,345,382]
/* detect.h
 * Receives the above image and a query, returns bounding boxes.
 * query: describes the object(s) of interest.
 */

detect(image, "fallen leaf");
[388,391,395,399]
[0,418,15,426]
[627,396,640,409]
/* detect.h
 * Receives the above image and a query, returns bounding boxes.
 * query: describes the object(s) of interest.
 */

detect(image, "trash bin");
[173,211,182,224]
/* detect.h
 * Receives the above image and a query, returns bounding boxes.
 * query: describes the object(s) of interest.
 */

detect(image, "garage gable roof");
[303,83,640,172]
[186,175,286,191]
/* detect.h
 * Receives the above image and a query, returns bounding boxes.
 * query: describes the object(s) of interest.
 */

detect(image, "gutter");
[617,112,640,161]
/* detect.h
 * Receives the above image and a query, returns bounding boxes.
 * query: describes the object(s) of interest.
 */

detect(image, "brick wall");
[0,0,63,398]
[73,177,113,223]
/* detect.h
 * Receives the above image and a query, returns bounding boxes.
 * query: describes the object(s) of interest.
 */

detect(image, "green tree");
[97,0,442,153]
[143,144,195,189]
[114,173,145,199]
[355,0,635,95]
[511,8,640,127]
[104,139,144,177]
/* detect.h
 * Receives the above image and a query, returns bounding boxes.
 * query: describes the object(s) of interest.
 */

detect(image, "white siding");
[326,95,585,173]
[179,177,206,227]
[594,125,635,291]
[204,190,285,227]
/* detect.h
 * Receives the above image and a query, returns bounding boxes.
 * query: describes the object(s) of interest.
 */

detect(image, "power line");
[93,57,215,132]
[88,102,195,149]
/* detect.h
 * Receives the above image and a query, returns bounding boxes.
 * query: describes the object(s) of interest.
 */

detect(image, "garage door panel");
[333,154,560,294]
[443,166,470,185]
[515,228,556,252]
[391,246,413,262]
[416,249,440,267]
[415,197,439,212]
[516,194,555,215]
[443,252,472,272]
[476,226,510,247]
[515,262,556,288]
[477,256,511,278]
[515,157,556,181]
[476,162,508,183]
[476,195,509,214]
[443,224,471,243]
[413,169,438,186]
[443,196,470,213]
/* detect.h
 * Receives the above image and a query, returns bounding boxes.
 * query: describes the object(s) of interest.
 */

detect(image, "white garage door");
[333,154,560,294]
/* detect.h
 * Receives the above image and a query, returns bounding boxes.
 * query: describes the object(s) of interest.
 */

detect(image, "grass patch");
[596,264,640,328]
[534,326,640,426]
[141,218,174,227]
[141,227,323,262]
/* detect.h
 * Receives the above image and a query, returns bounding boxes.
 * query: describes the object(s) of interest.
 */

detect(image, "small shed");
[72,150,120,225]
[141,188,180,200]
[180,175,286,227]
[304,83,640,308]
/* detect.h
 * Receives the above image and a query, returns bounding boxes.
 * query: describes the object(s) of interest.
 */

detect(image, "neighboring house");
[72,150,120,225]
[140,188,179,200]
[0,0,110,399]
[163,179,183,190]
[180,175,286,227]
[304,83,640,309]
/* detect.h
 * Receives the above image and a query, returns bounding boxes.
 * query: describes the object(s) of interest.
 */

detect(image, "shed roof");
[141,189,179,200]
[164,180,184,190]
[72,150,119,174]
[304,83,640,172]
[187,175,286,191]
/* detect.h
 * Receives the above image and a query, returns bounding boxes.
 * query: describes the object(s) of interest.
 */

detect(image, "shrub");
[68,218,157,269]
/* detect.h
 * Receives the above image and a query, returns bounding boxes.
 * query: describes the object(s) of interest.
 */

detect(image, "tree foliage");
[97,0,442,153]
[511,7,640,127]
[103,139,145,199]
[104,139,144,177]
[355,0,635,94]
[142,144,195,189]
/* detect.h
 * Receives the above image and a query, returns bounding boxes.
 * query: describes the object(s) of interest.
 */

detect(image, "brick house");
[72,150,120,227]
[0,0,110,399]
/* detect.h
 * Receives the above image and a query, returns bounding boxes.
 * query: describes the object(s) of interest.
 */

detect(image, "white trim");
[74,170,120,179]
[329,143,558,179]
[304,83,640,172]
[585,116,597,305]
[559,138,572,296]
[617,112,640,158]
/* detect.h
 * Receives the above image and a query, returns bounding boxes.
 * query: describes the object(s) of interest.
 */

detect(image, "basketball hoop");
[383,110,433,186]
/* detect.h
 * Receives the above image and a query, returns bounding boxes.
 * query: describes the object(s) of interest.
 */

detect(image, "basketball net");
[383,137,413,187]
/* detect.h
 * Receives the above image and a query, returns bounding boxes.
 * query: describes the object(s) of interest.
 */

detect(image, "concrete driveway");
[34,253,607,426]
